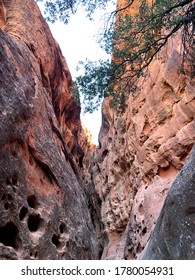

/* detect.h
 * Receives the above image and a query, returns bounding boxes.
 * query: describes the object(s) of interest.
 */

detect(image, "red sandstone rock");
[0,0,101,259]
[142,145,195,259]
[93,30,195,259]
[1,0,194,261]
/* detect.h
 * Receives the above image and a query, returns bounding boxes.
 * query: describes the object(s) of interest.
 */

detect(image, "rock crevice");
[0,0,195,260]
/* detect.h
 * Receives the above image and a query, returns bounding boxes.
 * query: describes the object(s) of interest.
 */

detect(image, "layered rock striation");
[0,0,102,259]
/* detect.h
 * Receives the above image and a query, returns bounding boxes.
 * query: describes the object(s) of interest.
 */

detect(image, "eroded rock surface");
[93,32,195,259]
[0,0,194,261]
[0,0,101,259]
[142,145,195,260]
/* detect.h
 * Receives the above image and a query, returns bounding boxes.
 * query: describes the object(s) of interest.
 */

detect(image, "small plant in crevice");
[69,84,80,105]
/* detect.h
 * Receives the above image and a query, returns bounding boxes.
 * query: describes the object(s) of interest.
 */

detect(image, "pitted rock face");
[0,0,195,261]
[142,145,195,260]
[93,29,195,258]
[0,0,100,260]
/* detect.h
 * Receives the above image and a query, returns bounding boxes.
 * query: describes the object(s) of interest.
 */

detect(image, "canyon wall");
[142,145,195,259]
[92,1,195,259]
[0,0,102,259]
[0,0,194,260]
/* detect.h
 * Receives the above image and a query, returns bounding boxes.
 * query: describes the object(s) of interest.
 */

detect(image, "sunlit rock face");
[92,0,195,259]
[0,0,101,259]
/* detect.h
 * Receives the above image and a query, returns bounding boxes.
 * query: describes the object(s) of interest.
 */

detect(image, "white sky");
[38,2,116,144]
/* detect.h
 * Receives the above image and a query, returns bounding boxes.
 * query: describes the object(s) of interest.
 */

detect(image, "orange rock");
[0,0,101,259]
[92,15,195,259]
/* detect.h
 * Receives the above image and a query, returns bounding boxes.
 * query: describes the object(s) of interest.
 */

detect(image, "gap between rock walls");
[0,0,195,260]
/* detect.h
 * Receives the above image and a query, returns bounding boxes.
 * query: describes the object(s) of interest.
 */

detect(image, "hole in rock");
[19,206,28,221]
[59,223,67,234]
[121,138,125,145]
[102,149,109,158]
[27,195,39,209]
[79,156,83,168]
[170,201,174,207]
[30,250,38,258]
[104,175,108,183]
[0,222,21,249]
[4,203,9,210]
[52,234,61,248]
[138,203,144,215]
[142,227,147,235]
[28,213,43,232]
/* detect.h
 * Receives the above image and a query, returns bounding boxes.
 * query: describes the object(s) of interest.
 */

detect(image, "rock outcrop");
[92,10,195,258]
[0,0,101,259]
[0,0,194,261]
[142,144,195,259]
